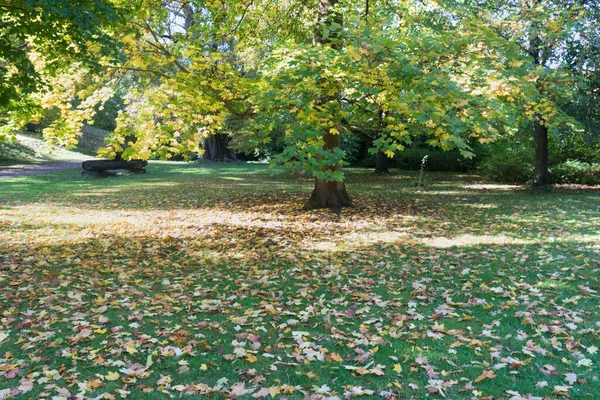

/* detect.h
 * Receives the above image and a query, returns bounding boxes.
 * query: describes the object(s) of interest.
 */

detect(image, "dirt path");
[0,160,88,178]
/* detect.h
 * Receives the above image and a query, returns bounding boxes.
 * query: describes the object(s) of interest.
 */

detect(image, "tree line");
[1,0,598,210]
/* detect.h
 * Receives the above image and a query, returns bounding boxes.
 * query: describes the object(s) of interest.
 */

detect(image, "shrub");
[479,145,533,183]
[550,160,600,185]
[356,147,478,172]
[342,134,367,166]
[394,147,477,172]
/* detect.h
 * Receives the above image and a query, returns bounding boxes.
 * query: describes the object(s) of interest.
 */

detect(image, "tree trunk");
[373,109,389,174]
[528,2,550,187]
[304,131,352,213]
[303,0,352,213]
[375,151,389,174]
[533,117,550,186]
[304,179,352,213]
[203,134,237,161]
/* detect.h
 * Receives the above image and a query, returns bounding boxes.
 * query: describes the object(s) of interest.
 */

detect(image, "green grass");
[0,132,89,167]
[0,162,599,399]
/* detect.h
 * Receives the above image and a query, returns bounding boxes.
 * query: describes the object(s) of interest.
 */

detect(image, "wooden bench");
[81,160,147,177]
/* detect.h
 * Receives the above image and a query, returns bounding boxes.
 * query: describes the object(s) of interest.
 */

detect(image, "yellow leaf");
[393,364,402,374]
[94,328,107,334]
[105,372,120,381]
[199,364,208,371]
[86,379,104,389]
[268,386,281,397]
[281,384,295,394]
[246,354,257,363]
[330,128,340,135]
[385,150,395,158]
[306,371,319,380]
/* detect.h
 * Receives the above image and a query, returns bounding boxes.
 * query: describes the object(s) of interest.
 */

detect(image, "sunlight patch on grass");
[537,280,570,289]
[462,183,522,191]
[307,230,410,252]
[421,234,532,248]
[1,164,599,400]
[463,203,498,209]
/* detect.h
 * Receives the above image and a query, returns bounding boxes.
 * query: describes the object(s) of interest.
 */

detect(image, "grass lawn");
[0,133,90,168]
[0,162,599,399]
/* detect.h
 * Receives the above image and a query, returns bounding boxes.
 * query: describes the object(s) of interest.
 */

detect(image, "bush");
[550,134,600,165]
[550,160,600,185]
[342,134,367,166]
[479,145,533,183]
[393,147,477,172]
[356,147,478,172]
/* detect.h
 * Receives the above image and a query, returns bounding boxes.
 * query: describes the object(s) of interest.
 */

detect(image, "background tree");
[465,0,592,186]
[563,2,600,149]
[241,0,524,209]
[12,0,595,210]
[0,0,125,139]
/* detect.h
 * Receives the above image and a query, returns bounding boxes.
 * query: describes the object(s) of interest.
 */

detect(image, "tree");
[0,0,124,139]
[20,0,544,211]
[242,0,521,209]
[303,0,352,211]
[99,0,260,161]
[465,0,591,185]
[563,2,600,146]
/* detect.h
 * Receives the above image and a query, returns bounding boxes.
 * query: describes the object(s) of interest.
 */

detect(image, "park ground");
[0,162,599,399]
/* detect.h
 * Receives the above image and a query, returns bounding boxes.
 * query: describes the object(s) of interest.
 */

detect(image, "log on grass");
[82,160,147,172]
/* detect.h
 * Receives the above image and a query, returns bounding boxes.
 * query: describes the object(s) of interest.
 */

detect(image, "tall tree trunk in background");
[375,151,389,174]
[203,133,237,161]
[533,117,549,185]
[184,3,237,162]
[528,0,550,186]
[374,109,389,174]
[304,0,352,212]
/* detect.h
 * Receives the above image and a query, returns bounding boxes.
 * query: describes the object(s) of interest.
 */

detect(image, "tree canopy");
[0,0,127,137]
[2,0,598,207]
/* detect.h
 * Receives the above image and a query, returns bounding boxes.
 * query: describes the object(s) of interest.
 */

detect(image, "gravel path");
[0,160,88,178]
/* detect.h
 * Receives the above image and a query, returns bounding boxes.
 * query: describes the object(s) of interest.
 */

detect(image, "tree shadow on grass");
[2,164,599,397]
[1,222,599,398]
[1,172,599,265]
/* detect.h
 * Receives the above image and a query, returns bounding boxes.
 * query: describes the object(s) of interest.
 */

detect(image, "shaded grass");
[0,162,599,399]
[0,132,88,167]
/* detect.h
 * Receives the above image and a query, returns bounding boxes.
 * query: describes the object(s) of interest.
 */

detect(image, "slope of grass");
[0,163,599,399]
[0,132,90,167]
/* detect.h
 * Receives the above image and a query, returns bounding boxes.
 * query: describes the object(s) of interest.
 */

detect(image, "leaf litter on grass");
[0,166,599,399]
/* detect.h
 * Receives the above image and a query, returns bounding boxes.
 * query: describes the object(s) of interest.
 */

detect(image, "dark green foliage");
[481,138,600,185]
[549,134,600,165]
[341,134,366,166]
[550,160,600,185]
[0,0,123,105]
[479,144,533,184]
[357,146,478,172]
[393,147,477,172]
[92,94,125,132]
